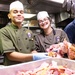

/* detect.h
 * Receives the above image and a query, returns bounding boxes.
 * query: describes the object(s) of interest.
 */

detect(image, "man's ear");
[8,13,11,19]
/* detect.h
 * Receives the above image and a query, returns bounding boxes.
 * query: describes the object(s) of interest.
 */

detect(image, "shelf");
[22,25,39,27]
[24,13,36,19]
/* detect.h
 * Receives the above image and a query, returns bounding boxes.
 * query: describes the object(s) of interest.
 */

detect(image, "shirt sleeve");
[34,35,41,52]
[61,29,69,42]
[0,31,15,54]
[64,24,75,43]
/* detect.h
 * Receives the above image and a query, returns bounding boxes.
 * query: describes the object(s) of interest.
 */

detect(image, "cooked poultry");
[47,39,75,59]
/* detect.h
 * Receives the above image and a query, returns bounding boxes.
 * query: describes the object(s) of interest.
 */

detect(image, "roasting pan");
[0,58,75,75]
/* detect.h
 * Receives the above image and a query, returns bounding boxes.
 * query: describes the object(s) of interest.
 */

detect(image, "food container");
[0,58,75,75]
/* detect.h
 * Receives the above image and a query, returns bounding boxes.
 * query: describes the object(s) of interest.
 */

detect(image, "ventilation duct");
[27,0,39,5]
[63,0,75,18]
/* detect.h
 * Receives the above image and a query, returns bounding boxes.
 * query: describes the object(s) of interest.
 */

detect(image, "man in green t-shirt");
[0,1,49,66]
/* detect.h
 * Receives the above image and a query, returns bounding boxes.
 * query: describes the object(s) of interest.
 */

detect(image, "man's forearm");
[6,51,33,62]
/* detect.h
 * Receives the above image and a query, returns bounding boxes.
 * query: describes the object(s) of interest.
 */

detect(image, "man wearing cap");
[35,11,69,56]
[0,1,49,66]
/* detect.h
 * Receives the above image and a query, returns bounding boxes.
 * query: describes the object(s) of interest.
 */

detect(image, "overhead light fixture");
[49,0,64,4]
[24,13,36,18]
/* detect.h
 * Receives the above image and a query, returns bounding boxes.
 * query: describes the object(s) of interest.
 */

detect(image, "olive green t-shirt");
[0,23,35,65]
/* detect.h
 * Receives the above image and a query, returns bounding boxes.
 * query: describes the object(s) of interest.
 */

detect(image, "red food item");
[68,44,75,60]
[47,39,75,59]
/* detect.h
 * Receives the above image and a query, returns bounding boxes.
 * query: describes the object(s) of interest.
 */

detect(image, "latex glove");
[33,53,50,61]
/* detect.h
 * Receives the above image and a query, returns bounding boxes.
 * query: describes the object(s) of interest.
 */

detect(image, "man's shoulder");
[64,20,75,30]
[54,28,63,31]
[0,24,12,31]
[34,33,43,39]
[53,28,66,34]
[66,19,75,27]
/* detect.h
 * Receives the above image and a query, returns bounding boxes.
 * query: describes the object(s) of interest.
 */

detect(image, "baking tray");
[0,58,75,75]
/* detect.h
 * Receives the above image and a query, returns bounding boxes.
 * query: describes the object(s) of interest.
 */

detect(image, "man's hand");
[33,53,50,61]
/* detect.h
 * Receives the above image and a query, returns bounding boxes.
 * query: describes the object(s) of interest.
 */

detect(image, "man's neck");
[12,22,22,29]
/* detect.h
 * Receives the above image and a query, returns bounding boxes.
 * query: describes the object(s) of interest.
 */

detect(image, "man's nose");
[17,12,21,15]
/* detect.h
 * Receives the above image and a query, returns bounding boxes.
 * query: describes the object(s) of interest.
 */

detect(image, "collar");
[41,27,56,36]
[51,27,56,35]
[9,23,19,29]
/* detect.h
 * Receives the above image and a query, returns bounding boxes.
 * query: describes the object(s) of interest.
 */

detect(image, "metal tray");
[0,58,75,75]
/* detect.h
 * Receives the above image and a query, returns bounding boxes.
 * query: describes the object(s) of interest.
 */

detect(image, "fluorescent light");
[24,13,36,18]
[48,0,64,4]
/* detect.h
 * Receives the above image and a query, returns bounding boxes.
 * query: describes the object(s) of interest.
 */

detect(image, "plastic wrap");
[0,58,75,75]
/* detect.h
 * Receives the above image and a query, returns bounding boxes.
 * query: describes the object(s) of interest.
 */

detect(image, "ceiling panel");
[0,0,66,14]
[0,0,15,4]
[28,1,64,14]
[0,0,15,11]
[23,0,66,14]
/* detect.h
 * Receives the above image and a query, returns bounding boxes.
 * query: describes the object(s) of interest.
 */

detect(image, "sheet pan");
[0,58,75,75]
